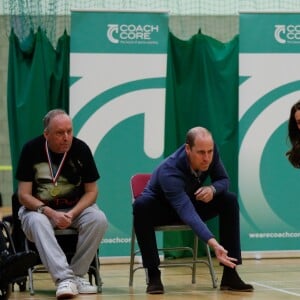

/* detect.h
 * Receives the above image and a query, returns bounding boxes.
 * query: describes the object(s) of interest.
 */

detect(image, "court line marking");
[253,282,300,297]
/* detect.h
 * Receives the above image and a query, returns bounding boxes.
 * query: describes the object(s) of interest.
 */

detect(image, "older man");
[16,109,108,299]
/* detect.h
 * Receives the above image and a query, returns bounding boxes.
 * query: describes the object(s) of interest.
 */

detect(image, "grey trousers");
[19,204,108,284]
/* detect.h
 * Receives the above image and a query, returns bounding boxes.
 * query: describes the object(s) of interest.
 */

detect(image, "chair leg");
[25,239,35,295]
[129,226,136,286]
[205,244,218,288]
[94,255,102,293]
[192,234,198,284]
[27,268,34,295]
[87,251,102,293]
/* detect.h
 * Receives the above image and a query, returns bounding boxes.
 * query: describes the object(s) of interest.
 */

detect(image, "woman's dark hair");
[286,100,300,167]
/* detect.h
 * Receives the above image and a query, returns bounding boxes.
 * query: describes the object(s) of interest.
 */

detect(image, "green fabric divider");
[7,28,70,189]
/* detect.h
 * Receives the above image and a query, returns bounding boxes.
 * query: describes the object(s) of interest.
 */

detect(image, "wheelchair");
[0,221,37,300]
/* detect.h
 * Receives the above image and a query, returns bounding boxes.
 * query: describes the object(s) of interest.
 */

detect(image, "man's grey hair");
[43,109,68,131]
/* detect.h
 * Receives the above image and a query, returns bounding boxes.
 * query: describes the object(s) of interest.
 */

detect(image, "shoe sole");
[146,288,164,294]
[220,286,254,292]
[56,293,77,299]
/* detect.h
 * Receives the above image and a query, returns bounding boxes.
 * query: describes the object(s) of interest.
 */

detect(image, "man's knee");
[96,210,108,231]
[87,209,108,231]
[222,192,239,210]
[132,196,149,215]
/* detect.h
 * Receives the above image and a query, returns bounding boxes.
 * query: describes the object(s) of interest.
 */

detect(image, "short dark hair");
[185,127,212,147]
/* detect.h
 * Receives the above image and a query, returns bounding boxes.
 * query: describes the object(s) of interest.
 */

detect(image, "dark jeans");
[133,191,241,270]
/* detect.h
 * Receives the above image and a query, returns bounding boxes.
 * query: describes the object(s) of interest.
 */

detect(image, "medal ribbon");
[45,141,67,186]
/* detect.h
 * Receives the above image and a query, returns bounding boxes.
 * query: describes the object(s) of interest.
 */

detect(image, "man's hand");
[49,211,73,229]
[213,244,237,268]
[194,186,214,203]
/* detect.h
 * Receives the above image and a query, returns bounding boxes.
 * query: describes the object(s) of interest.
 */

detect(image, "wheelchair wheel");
[0,283,11,300]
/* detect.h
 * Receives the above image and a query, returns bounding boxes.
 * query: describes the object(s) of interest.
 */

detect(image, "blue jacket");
[142,144,230,242]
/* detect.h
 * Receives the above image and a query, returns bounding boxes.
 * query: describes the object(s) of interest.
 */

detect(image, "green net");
[2,0,300,46]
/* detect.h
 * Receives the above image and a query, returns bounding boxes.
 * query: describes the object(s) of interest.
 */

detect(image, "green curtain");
[163,32,239,257]
[7,29,70,190]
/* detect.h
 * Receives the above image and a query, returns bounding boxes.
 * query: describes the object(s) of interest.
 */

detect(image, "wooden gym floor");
[6,257,300,300]
[2,207,300,299]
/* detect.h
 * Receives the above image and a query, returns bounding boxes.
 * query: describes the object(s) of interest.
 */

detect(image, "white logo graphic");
[70,53,167,159]
[274,24,300,44]
[274,25,286,44]
[107,24,119,44]
[106,24,159,44]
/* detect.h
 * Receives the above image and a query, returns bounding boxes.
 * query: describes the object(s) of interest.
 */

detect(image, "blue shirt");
[142,144,230,242]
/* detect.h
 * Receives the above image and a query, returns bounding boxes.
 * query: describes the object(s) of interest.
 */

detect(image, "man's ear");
[185,143,190,154]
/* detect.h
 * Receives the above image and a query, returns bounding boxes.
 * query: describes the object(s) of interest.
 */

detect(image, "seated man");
[133,126,253,294]
[16,109,108,299]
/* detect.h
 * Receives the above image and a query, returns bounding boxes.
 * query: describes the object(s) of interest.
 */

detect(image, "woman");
[287,100,300,167]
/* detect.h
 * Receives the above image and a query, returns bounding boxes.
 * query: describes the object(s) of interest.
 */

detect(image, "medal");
[45,141,67,197]
[50,185,60,197]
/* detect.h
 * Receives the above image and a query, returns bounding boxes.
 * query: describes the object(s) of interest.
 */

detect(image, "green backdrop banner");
[239,13,300,255]
[70,10,169,258]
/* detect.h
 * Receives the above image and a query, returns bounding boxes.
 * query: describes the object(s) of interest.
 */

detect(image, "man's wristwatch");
[36,205,46,214]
